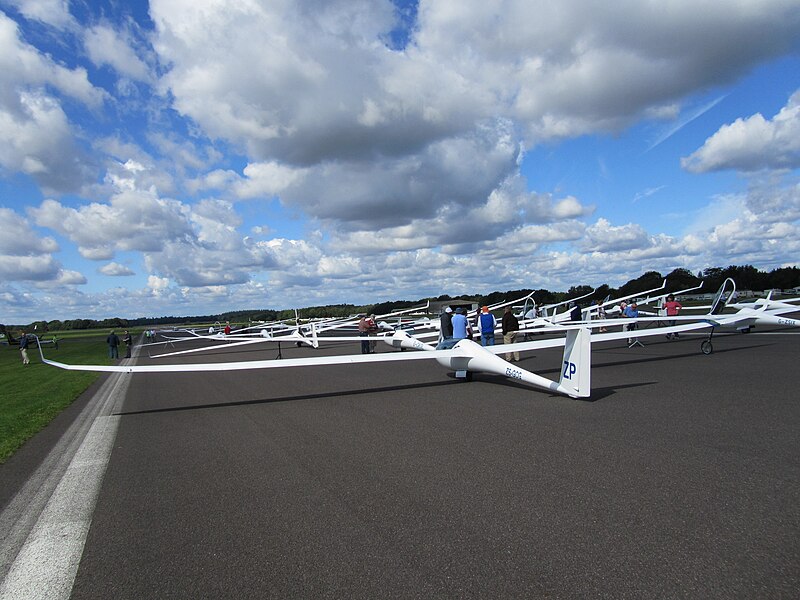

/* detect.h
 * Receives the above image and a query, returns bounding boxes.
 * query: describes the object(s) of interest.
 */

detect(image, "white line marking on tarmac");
[0,367,131,599]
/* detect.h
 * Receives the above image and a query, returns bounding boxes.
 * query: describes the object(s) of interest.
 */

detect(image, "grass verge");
[0,332,116,463]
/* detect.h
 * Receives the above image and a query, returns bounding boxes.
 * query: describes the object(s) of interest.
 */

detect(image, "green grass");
[0,332,118,463]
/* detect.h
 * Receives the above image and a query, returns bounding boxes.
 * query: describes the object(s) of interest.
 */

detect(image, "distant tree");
[532,288,556,306]
[590,284,611,303]
[701,267,725,290]
[29,320,49,332]
[617,271,663,297]
[766,266,800,290]
[719,265,763,290]
[566,285,593,300]
[665,268,701,291]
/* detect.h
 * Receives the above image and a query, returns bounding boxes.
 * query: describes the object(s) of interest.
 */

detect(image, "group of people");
[435,292,685,358]
[437,305,521,361]
[106,330,133,359]
[18,327,136,365]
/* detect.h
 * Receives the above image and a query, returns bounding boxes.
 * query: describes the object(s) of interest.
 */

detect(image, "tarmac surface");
[2,327,799,598]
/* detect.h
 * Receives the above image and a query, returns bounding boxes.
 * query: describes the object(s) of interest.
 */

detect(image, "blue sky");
[1,0,799,322]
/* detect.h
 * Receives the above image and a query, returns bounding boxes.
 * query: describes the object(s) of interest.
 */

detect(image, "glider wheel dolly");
[701,330,714,355]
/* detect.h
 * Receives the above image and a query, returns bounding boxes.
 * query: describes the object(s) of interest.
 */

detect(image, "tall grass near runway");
[0,332,116,463]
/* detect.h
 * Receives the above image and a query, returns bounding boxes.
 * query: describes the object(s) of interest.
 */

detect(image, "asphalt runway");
[3,328,800,598]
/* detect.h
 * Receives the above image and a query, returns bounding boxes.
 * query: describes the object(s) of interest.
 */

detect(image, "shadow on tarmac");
[115,379,457,416]
[119,339,771,416]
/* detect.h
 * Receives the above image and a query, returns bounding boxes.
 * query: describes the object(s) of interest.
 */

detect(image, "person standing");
[439,306,453,344]
[623,302,640,345]
[123,330,133,358]
[107,330,120,359]
[358,316,371,354]
[19,331,30,365]
[477,306,497,346]
[451,308,469,340]
[366,314,379,353]
[664,294,683,338]
[502,306,520,361]
[596,302,607,332]
[569,302,581,322]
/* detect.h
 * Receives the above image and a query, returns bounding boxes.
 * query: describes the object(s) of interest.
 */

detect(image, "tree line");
[5,264,800,331]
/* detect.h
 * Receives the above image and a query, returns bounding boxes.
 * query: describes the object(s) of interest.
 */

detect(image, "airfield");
[2,326,799,598]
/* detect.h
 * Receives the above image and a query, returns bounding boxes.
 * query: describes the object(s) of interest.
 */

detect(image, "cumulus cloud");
[99,262,135,276]
[84,23,154,84]
[29,190,194,259]
[583,219,650,252]
[682,90,800,173]
[3,1,800,320]
[150,0,800,165]
[0,12,104,193]
[0,207,72,284]
[4,0,74,29]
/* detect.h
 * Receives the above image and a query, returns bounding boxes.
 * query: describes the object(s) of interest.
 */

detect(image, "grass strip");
[0,332,117,463]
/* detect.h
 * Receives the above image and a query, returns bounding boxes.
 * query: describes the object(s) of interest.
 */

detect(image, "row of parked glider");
[38,278,799,399]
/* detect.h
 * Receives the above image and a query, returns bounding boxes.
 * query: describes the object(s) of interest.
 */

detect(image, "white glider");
[36,327,593,399]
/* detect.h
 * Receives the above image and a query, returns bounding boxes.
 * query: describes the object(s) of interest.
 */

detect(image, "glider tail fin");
[557,327,591,398]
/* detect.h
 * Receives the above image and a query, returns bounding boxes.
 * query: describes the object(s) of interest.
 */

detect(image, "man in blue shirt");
[451,308,469,340]
[438,308,469,349]
[477,306,496,346]
[623,302,639,345]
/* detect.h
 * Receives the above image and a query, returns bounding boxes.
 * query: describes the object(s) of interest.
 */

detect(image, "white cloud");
[0,207,58,255]
[29,191,194,259]
[0,254,60,281]
[84,23,153,84]
[583,218,650,252]
[0,12,105,193]
[99,262,135,276]
[3,1,800,320]
[682,90,800,173]
[4,0,74,29]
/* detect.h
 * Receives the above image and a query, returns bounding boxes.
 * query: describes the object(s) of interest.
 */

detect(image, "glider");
[36,327,594,399]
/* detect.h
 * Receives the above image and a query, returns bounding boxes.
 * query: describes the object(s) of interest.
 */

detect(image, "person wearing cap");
[451,307,469,340]
[439,306,453,344]
[477,306,497,346]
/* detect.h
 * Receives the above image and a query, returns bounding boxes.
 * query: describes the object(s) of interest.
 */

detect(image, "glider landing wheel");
[701,340,713,355]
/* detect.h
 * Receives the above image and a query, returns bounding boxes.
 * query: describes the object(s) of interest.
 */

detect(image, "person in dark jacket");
[19,332,30,365]
[569,302,581,322]
[107,330,120,359]
[123,330,132,358]
[501,306,520,362]
[439,307,453,343]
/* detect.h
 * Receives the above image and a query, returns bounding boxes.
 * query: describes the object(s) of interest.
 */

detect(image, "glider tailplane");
[556,326,591,398]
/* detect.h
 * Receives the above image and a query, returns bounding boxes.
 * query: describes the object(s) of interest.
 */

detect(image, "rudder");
[558,327,591,398]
